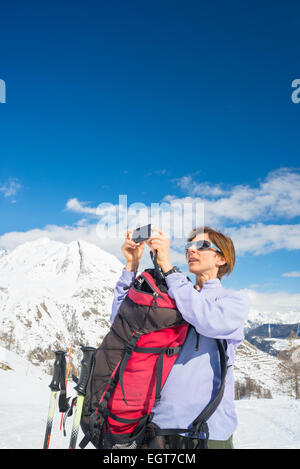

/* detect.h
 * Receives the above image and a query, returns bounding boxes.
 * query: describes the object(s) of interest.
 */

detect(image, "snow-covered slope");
[234,397,300,449]
[0,237,124,373]
[1,347,299,449]
[234,340,293,398]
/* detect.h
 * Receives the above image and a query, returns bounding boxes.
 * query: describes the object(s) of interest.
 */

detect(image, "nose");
[186,245,197,256]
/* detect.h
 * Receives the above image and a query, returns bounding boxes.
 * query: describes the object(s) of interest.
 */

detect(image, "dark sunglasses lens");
[185,240,210,253]
[199,240,211,249]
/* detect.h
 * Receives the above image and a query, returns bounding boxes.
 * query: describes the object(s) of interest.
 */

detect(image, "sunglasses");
[185,240,223,255]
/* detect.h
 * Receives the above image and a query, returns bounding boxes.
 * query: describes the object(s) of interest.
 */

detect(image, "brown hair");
[187,226,236,280]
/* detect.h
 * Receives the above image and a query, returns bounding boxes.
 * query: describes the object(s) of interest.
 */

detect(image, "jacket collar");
[194,278,221,290]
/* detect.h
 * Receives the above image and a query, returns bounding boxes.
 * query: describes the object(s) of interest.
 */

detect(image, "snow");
[0,346,89,450]
[234,398,300,449]
[1,347,300,450]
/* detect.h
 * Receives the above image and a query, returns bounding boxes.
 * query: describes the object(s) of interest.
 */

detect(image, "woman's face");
[186,233,224,277]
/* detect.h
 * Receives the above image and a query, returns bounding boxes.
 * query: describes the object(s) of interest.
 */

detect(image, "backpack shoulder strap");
[191,338,228,427]
[155,337,229,449]
[183,338,228,448]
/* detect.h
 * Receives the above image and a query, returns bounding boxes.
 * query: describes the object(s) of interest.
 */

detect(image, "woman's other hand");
[122,230,145,272]
[146,228,173,273]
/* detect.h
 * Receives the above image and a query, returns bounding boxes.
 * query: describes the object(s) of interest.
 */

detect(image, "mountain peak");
[0,236,125,373]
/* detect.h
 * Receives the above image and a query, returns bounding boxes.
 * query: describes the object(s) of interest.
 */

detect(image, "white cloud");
[65,198,99,215]
[174,175,227,198]
[1,223,300,317]
[65,196,204,241]
[226,223,300,255]
[171,167,300,223]
[244,288,300,321]
[282,271,300,278]
[65,169,300,239]
[145,169,167,177]
[0,223,124,260]
[0,178,22,201]
[0,222,186,276]
[2,168,300,261]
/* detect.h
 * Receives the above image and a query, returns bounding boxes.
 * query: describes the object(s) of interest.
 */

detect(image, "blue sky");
[0,0,300,305]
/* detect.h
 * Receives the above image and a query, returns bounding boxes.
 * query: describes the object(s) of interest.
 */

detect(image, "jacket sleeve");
[110,268,137,324]
[165,273,250,341]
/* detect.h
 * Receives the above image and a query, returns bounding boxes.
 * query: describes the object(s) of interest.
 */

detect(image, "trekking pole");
[60,343,73,431]
[69,346,95,449]
[43,350,66,449]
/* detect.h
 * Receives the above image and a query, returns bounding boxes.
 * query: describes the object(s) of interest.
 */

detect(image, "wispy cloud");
[162,167,300,255]
[1,222,300,317]
[171,167,300,222]
[2,168,300,260]
[63,168,300,256]
[144,169,167,177]
[282,271,300,278]
[65,198,99,215]
[226,223,300,255]
[243,288,300,320]
[0,222,184,275]
[0,178,22,202]
[66,168,300,227]
[174,175,227,198]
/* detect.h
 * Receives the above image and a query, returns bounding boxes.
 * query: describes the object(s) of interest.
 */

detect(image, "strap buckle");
[166,347,178,356]
[125,342,136,354]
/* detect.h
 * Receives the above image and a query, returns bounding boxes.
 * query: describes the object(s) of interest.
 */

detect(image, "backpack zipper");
[133,275,164,297]
[153,292,158,308]
[132,275,164,308]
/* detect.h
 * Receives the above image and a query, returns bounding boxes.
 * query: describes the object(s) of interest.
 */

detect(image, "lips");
[188,258,198,263]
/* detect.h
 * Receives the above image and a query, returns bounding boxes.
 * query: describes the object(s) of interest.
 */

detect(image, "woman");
[111,226,250,449]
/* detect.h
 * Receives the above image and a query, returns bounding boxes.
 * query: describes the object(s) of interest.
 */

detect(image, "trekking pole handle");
[49,350,66,391]
[74,346,96,396]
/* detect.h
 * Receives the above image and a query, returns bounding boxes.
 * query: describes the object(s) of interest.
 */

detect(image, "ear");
[216,255,226,267]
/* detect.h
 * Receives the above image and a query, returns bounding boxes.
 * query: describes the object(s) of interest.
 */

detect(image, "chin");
[188,263,200,273]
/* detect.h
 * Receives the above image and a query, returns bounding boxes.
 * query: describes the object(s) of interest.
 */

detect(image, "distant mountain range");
[246,323,300,357]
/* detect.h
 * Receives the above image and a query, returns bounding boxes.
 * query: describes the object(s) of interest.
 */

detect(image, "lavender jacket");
[110,268,250,440]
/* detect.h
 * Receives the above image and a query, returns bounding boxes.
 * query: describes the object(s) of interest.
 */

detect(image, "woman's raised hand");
[121,229,145,272]
[146,227,173,273]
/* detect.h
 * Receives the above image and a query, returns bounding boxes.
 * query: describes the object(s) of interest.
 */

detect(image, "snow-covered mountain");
[233,339,297,398]
[0,237,124,373]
